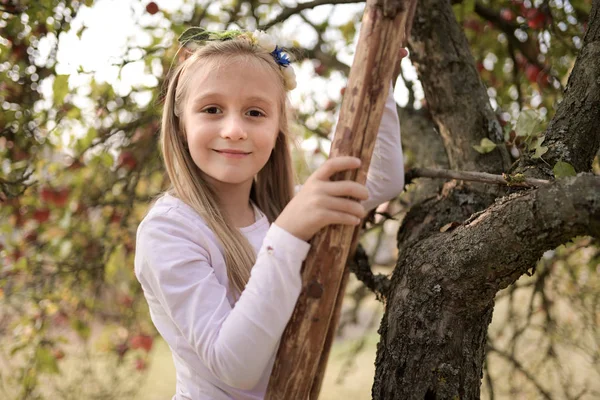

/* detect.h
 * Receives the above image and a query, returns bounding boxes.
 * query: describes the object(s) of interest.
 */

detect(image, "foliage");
[0,0,598,399]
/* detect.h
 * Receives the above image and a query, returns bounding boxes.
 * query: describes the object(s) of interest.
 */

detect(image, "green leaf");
[178,27,210,45]
[463,0,476,13]
[530,136,548,159]
[70,318,91,341]
[105,244,125,284]
[75,128,97,153]
[515,110,541,138]
[53,75,69,106]
[35,347,60,374]
[473,138,497,154]
[503,123,512,142]
[553,161,577,178]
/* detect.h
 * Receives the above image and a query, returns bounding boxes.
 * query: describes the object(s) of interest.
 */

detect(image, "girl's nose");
[221,116,247,140]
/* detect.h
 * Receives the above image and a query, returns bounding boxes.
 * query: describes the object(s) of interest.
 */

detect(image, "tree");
[0,0,598,399]
[371,0,600,398]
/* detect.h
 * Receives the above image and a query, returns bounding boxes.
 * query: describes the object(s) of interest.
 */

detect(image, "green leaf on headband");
[178,28,244,46]
[178,27,211,44]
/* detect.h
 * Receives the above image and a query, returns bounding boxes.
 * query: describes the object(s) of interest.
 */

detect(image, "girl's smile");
[213,148,252,158]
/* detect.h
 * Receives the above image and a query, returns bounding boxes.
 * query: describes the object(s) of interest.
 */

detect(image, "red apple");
[146,2,159,15]
[525,64,541,83]
[500,8,515,22]
[314,63,327,76]
[526,8,547,30]
[32,208,50,223]
[118,151,137,170]
[130,334,153,352]
[53,188,70,207]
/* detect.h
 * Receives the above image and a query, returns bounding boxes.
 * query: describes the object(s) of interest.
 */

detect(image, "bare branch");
[259,0,364,31]
[349,244,391,300]
[487,344,553,400]
[406,167,551,187]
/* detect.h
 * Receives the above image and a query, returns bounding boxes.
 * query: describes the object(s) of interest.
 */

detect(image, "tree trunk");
[374,298,494,399]
[370,0,600,398]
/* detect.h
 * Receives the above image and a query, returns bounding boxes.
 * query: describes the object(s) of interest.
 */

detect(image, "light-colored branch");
[406,167,552,188]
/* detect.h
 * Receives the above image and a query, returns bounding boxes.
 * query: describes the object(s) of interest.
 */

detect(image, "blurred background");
[0,0,598,399]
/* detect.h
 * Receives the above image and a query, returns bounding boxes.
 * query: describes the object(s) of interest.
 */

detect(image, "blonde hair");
[160,39,295,296]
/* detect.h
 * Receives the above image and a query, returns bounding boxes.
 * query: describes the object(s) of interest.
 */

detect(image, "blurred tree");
[0,0,598,399]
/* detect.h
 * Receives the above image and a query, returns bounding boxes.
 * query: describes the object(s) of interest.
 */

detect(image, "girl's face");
[182,56,282,193]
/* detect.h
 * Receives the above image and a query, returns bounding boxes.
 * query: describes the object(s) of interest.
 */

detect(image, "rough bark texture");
[408,0,510,174]
[371,0,600,399]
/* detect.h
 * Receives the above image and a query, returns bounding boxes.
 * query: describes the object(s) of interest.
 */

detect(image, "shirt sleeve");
[362,82,405,212]
[135,209,311,390]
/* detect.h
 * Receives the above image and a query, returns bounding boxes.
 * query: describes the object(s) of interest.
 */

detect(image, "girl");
[134,28,406,400]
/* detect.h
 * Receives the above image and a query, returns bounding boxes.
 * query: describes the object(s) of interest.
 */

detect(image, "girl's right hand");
[274,156,369,242]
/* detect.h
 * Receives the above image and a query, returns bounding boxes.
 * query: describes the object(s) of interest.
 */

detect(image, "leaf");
[35,347,60,374]
[178,27,210,46]
[70,318,91,341]
[515,109,541,138]
[530,136,549,159]
[473,138,497,154]
[440,222,460,233]
[105,244,125,284]
[553,161,576,178]
[52,75,69,106]
[503,123,512,142]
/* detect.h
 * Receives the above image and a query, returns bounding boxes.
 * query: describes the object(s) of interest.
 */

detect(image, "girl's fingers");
[322,197,367,219]
[321,210,362,227]
[311,156,361,181]
[321,180,369,201]
[399,48,409,58]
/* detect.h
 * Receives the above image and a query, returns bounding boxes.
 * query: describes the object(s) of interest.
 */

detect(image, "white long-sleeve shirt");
[134,85,404,399]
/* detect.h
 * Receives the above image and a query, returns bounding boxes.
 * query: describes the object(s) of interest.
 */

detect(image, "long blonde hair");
[160,39,295,296]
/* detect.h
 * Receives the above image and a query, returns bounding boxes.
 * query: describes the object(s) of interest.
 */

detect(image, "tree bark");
[408,0,510,174]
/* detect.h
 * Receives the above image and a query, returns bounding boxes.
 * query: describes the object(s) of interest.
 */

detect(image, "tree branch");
[406,174,600,309]
[409,0,510,174]
[487,344,553,400]
[406,167,551,188]
[349,244,391,300]
[260,0,364,30]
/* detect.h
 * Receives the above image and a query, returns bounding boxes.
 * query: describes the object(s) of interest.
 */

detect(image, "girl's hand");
[275,156,369,242]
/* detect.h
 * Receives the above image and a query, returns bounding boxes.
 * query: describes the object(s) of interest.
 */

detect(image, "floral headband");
[178,28,297,91]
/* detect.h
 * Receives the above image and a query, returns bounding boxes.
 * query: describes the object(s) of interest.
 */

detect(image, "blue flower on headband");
[271,46,291,67]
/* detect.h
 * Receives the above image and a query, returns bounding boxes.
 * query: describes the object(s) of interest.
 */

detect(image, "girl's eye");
[247,109,265,118]
[202,107,221,114]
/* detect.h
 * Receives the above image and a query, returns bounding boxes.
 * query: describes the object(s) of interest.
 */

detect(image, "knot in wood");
[377,0,405,18]
[306,280,324,298]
